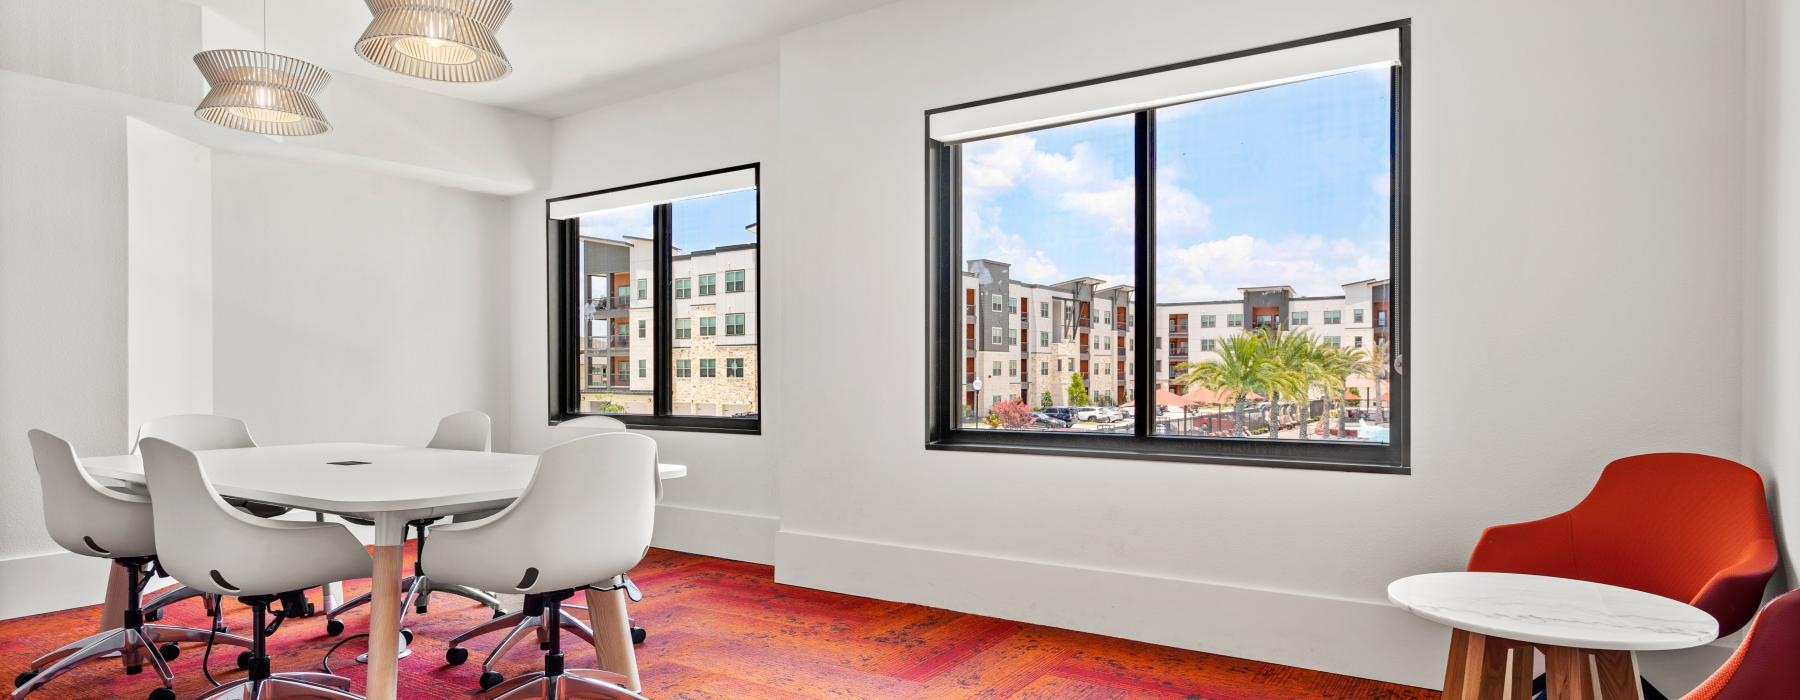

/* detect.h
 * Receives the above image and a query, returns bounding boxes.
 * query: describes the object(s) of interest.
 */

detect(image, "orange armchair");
[1685,588,1800,699]
[1468,453,1777,636]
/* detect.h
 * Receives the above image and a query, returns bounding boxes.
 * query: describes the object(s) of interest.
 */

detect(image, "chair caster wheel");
[401,628,414,644]
[302,602,316,617]
[416,604,428,614]
[632,627,646,645]
[445,647,468,665]
[149,687,177,700]
[15,670,38,688]
[479,671,504,690]
[325,619,345,636]
[492,608,507,619]
[214,622,230,634]
[159,643,180,661]
[143,609,163,622]
[236,651,254,671]
[125,664,143,675]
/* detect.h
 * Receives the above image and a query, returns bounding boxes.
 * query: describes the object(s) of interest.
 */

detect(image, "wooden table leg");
[586,579,641,693]
[99,563,129,632]
[365,514,409,700]
[1544,645,1596,700]
[1590,650,1642,700]
[1443,628,1512,699]
[1506,644,1535,700]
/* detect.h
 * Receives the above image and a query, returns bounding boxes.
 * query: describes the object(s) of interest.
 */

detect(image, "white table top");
[84,442,687,520]
[1388,572,1718,651]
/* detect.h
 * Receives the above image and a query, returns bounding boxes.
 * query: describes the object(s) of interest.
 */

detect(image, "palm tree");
[1177,330,1275,436]
[1368,339,1390,423]
[1320,345,1374,438]
[1260,328,1323,439]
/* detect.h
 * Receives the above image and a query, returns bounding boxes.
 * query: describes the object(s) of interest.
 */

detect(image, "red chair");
[1468,453,1777,636]
[1685,589,1800,699]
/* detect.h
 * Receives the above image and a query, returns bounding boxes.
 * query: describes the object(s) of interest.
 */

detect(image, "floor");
[1,547,1434,699]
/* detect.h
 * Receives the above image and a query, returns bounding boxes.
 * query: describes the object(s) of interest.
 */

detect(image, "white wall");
[127,118,214,432]
[508,64,782,564]
[0,73,132,617]
[212,153,513,450]
[769,0,1745,690]
[1745,0,1800,586]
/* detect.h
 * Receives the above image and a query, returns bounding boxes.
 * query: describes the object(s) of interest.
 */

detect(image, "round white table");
[1389,572,1717,700]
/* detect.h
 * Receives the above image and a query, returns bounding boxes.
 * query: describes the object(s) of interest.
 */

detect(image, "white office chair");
[13,430,252,700]
[140,437,372,700]
[548,415,627,443]
[131,415,288,623]
[426,433,657,698]
[324,411,507,638]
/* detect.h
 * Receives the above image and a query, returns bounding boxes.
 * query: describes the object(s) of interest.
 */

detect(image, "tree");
[1068,372,1090,407]
[1320,345,1374,438]
[993,397,1038,429]
[1368,339,1390,423]
[1040,391,1055,410]
[593,395,627,414]
[1268,329,1327,440]
[1177,330,1275,436]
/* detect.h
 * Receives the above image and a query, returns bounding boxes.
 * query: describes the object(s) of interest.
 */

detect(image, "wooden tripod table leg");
[586,581,641,693]
[1543,645,1597,700]
[1443,628,1523,699]
[1590,650,1643,700]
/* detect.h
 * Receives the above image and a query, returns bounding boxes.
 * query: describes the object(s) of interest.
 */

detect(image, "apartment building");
[582,235,760,416]
[961,259,1390,416]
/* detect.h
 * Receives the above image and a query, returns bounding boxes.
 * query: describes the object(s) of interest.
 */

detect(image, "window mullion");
[1133,111,1156,439]
[654,202,673,417]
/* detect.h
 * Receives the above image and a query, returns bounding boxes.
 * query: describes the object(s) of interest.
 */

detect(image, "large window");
[549,164,760,432]
[926,24,1406,471]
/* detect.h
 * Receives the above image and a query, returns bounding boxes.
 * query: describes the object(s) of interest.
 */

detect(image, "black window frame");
[924,22,1409,473]
[547,163,762,435]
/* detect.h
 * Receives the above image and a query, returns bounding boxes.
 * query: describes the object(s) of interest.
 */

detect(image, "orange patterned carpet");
[1,547,1433,699]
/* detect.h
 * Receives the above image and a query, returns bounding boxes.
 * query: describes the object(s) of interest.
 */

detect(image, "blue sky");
[961,67,1391,300]
[577,188,758,253]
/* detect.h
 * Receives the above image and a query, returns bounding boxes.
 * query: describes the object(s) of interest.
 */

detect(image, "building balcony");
[1078,317,1091,328]
[1169,324,1188,335]
[965,304,975,319]
[585,295,632,314]
[964,338,976,351]
[964,373,977,385]
[1170,348,1190,359]
[584,334,632,352]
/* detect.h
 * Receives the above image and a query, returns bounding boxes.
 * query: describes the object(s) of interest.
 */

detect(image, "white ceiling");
[194,0,895,118]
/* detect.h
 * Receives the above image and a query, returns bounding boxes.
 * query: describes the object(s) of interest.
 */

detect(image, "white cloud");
[1157,234,1387,301]
[962,206,1063,283]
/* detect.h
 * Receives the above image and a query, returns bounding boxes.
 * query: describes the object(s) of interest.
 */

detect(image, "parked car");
[1039,406,1078,423]
[1093,407,1122,423]
[1072,406,1104,422]
[1030,412,1072,429]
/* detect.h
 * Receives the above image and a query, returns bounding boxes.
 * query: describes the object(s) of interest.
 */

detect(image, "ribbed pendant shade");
[355,0,513,82]
[193,49,332,136]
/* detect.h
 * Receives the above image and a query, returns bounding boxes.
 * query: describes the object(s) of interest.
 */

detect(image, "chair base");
[12,625,250,698]
[326,574,505,622]
[481,669,646,700]
[449,608,594,673]
[196,672,359,699]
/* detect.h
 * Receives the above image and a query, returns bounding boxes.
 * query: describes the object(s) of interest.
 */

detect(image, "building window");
[549,164,760,432]
[991,294,1003,312]
[992,361,1002,377]
[1039,331,1049,347]
[699,359,717,378]
[726,357,745,378]
[1008,329,1018,345]
[1009,360,1018,377]
[1354,308,1365,323]
[1040,301,1050,317]
[990,327,1002,343]
[1325,336,1342,347]
[1040,361,1049,376]
[1355,336,1365,348]
[726,313,746,336]
[927,25,1407,471]
[1324,310,1341,324]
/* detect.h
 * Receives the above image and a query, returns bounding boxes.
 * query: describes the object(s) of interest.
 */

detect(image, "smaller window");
[1377,310,1388,326]
[1325,336,1342,347]
[637,359,646,378]
[1227,314,1244,327]
[1291,311,1308,326]
[1355,336,1365,348]
[1353,309,1365,323]
[699,273,717,296]
[1154,337,1162,349]
[1008,329,1018,344]
[636,278,648,300]
[676,359,692,378]
[638,319,647,338]
[700,358,717,377]
[674,278,692,299]
[1009,360,1018,377]
[1200,338,1217,351]
[727,357,745,378]
[990,327,1002,343]
[700,317,717,336]
[1200,315,1216,328]
[1039,301,1049,317]
[1155,360,1162,372]
[1103,311,1112,325]
[1039,331,1049,347]
[992,361,1002,376]
[725,269,746,293]
[726,313,746,336]
[1039,361,1049,376]
[1008,299,1018,314]
[1323,310,1341,324]
[675,318,691,339]
[991,294,1003,311]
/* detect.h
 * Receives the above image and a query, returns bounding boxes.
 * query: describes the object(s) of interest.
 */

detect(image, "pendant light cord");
[262,0,268,52]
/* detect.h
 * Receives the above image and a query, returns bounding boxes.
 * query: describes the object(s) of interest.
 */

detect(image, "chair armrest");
[1466,512,1579,577]
[1693,541,1780,636]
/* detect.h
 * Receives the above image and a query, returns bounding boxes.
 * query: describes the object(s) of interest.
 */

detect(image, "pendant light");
[355,0,513,83]
[193,0,332,136]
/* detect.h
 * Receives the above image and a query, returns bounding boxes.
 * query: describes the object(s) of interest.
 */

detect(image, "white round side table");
[1389,572,1717,700]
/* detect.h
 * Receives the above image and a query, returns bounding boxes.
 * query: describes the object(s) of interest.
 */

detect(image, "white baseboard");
[772,530,1738,692]
[0,550,113,619]
[653,503,778,565]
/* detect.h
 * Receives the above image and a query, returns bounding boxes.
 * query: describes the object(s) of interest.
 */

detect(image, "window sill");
[553,414,760,436]
[926,431,1405,475]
